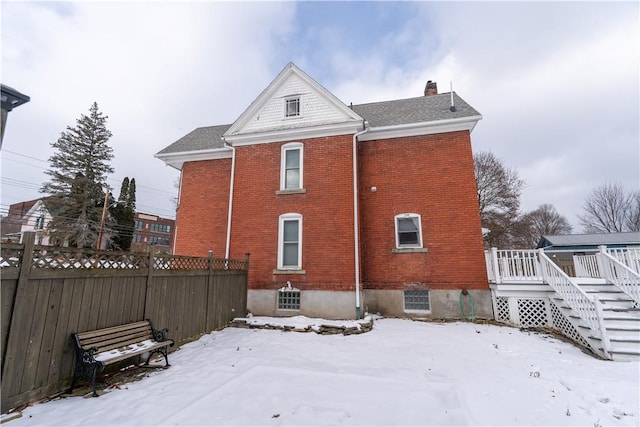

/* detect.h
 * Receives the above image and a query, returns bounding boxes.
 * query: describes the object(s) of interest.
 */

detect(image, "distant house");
[538,232,640,252]
[1,198,54,245]
[131,212,175,254]
[156,63,489,320]
[538,231,640,275]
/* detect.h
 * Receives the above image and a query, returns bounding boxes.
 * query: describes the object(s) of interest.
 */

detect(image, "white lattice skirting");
[492,294,590,349]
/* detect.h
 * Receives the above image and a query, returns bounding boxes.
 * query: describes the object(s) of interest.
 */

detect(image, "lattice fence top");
[154,255,208,270]
[0,244,23,268]
[212,258,248,271]
[30,246,151,269]
[0,243,248,272]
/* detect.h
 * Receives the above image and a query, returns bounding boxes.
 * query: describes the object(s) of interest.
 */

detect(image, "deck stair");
[552,280,640,361]
[487,248,640,361]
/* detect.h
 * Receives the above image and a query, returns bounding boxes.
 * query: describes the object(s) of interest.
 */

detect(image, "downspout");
[353,122,368,319]
[171,170,184,254]
[223,140,236,259]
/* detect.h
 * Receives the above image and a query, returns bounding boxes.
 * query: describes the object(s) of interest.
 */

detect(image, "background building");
[131,212,175,254]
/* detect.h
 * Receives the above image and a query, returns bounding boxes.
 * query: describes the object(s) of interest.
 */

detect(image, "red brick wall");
[229,135,357,291]
[358,131,488,290]
[175,130,487,293]
[174,159,231,257]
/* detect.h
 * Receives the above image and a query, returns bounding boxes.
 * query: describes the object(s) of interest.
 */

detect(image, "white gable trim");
[154,147,233,170]
[357,115,483,142]
[224,121,364,146]
[224,62,363,138]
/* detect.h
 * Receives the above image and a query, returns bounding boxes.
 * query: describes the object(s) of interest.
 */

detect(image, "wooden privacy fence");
[0,233,248,413]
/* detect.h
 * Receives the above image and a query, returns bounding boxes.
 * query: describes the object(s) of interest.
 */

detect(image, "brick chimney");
[424,81,437,96]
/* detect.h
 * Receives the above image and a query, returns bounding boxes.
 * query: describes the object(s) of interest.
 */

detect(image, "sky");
[1,1,638,229]
[4,316,639,426]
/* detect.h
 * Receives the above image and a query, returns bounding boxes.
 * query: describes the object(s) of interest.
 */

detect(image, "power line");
[2,149,177,196]
[1,149,49,163]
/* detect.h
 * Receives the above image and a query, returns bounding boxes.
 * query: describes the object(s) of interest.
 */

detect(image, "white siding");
[237,75,357,135]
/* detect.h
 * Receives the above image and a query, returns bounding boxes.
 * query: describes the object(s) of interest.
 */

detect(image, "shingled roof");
[158,92,479,157]
[538,232,640,250]
[156,124,230,155]
[352,92,480,128]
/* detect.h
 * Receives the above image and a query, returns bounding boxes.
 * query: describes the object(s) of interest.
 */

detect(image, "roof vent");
[424,81,437,96]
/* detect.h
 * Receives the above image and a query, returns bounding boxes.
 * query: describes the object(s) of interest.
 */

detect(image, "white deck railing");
[573,254,600,278]
[538,249,610,358]
[485,248,541,283]
[607,248,640,274]
[598,248,640,306]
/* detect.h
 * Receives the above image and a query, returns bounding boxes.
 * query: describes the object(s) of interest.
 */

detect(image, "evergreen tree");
[108,177,136,250]
[41,102,114,248]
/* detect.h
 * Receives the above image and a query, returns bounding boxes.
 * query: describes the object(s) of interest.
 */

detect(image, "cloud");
[2,2,297,217]
[2,1,637,232]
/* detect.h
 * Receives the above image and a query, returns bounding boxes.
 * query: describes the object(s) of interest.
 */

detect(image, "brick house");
[156,63,490,319]
[131,212,175,254]
[1,198,55,245]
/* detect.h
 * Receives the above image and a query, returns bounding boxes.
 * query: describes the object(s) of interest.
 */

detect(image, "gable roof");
[538,232,640,250]
[224,62,364,145]
[156,63,482,169]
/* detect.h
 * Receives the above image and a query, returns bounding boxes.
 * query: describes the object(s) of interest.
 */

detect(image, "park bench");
[70,320,174,397]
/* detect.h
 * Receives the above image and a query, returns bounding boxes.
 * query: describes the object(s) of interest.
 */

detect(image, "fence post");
[538,249,549,283]
[143,246,157,320]
[596,245,609,281]
[205,250,213,331]
[1,232,36,411]
[490,247,501,284]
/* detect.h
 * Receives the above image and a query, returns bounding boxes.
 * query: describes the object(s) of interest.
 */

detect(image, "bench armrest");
[80,346,100,364]
[147,319,175,347]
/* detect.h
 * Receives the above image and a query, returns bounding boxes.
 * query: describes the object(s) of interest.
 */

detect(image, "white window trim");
[277,213,303,270]
[284,95,302,118]
[394,213,424,249]
[280,142,304,191]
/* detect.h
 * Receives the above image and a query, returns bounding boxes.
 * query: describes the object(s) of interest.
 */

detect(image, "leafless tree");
[626,191,640,232]
[474,151,525,248]
[578,182,639,233]
[517,204,573,248]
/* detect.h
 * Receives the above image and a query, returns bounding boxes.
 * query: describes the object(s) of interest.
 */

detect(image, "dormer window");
[285,96,300,118]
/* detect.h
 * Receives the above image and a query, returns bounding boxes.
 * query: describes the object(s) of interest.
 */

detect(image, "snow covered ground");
[5,316,639,426]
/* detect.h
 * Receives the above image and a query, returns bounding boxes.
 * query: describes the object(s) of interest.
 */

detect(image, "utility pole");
[96,184,110,250]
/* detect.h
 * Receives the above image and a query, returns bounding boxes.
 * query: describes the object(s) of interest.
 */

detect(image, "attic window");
[285,96,300,117]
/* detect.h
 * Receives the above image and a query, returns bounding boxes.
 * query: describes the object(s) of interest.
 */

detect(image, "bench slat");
[80,328,153,348]
[96,340,174,365]
[76,321,152,341]
[83,332,156,353]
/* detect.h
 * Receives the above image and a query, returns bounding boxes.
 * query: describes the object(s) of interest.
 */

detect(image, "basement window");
[278,289,301,310]
[404,290,430,311]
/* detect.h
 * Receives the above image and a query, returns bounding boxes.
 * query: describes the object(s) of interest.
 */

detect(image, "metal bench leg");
[145,348,170,367]
[90,366,99,397]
